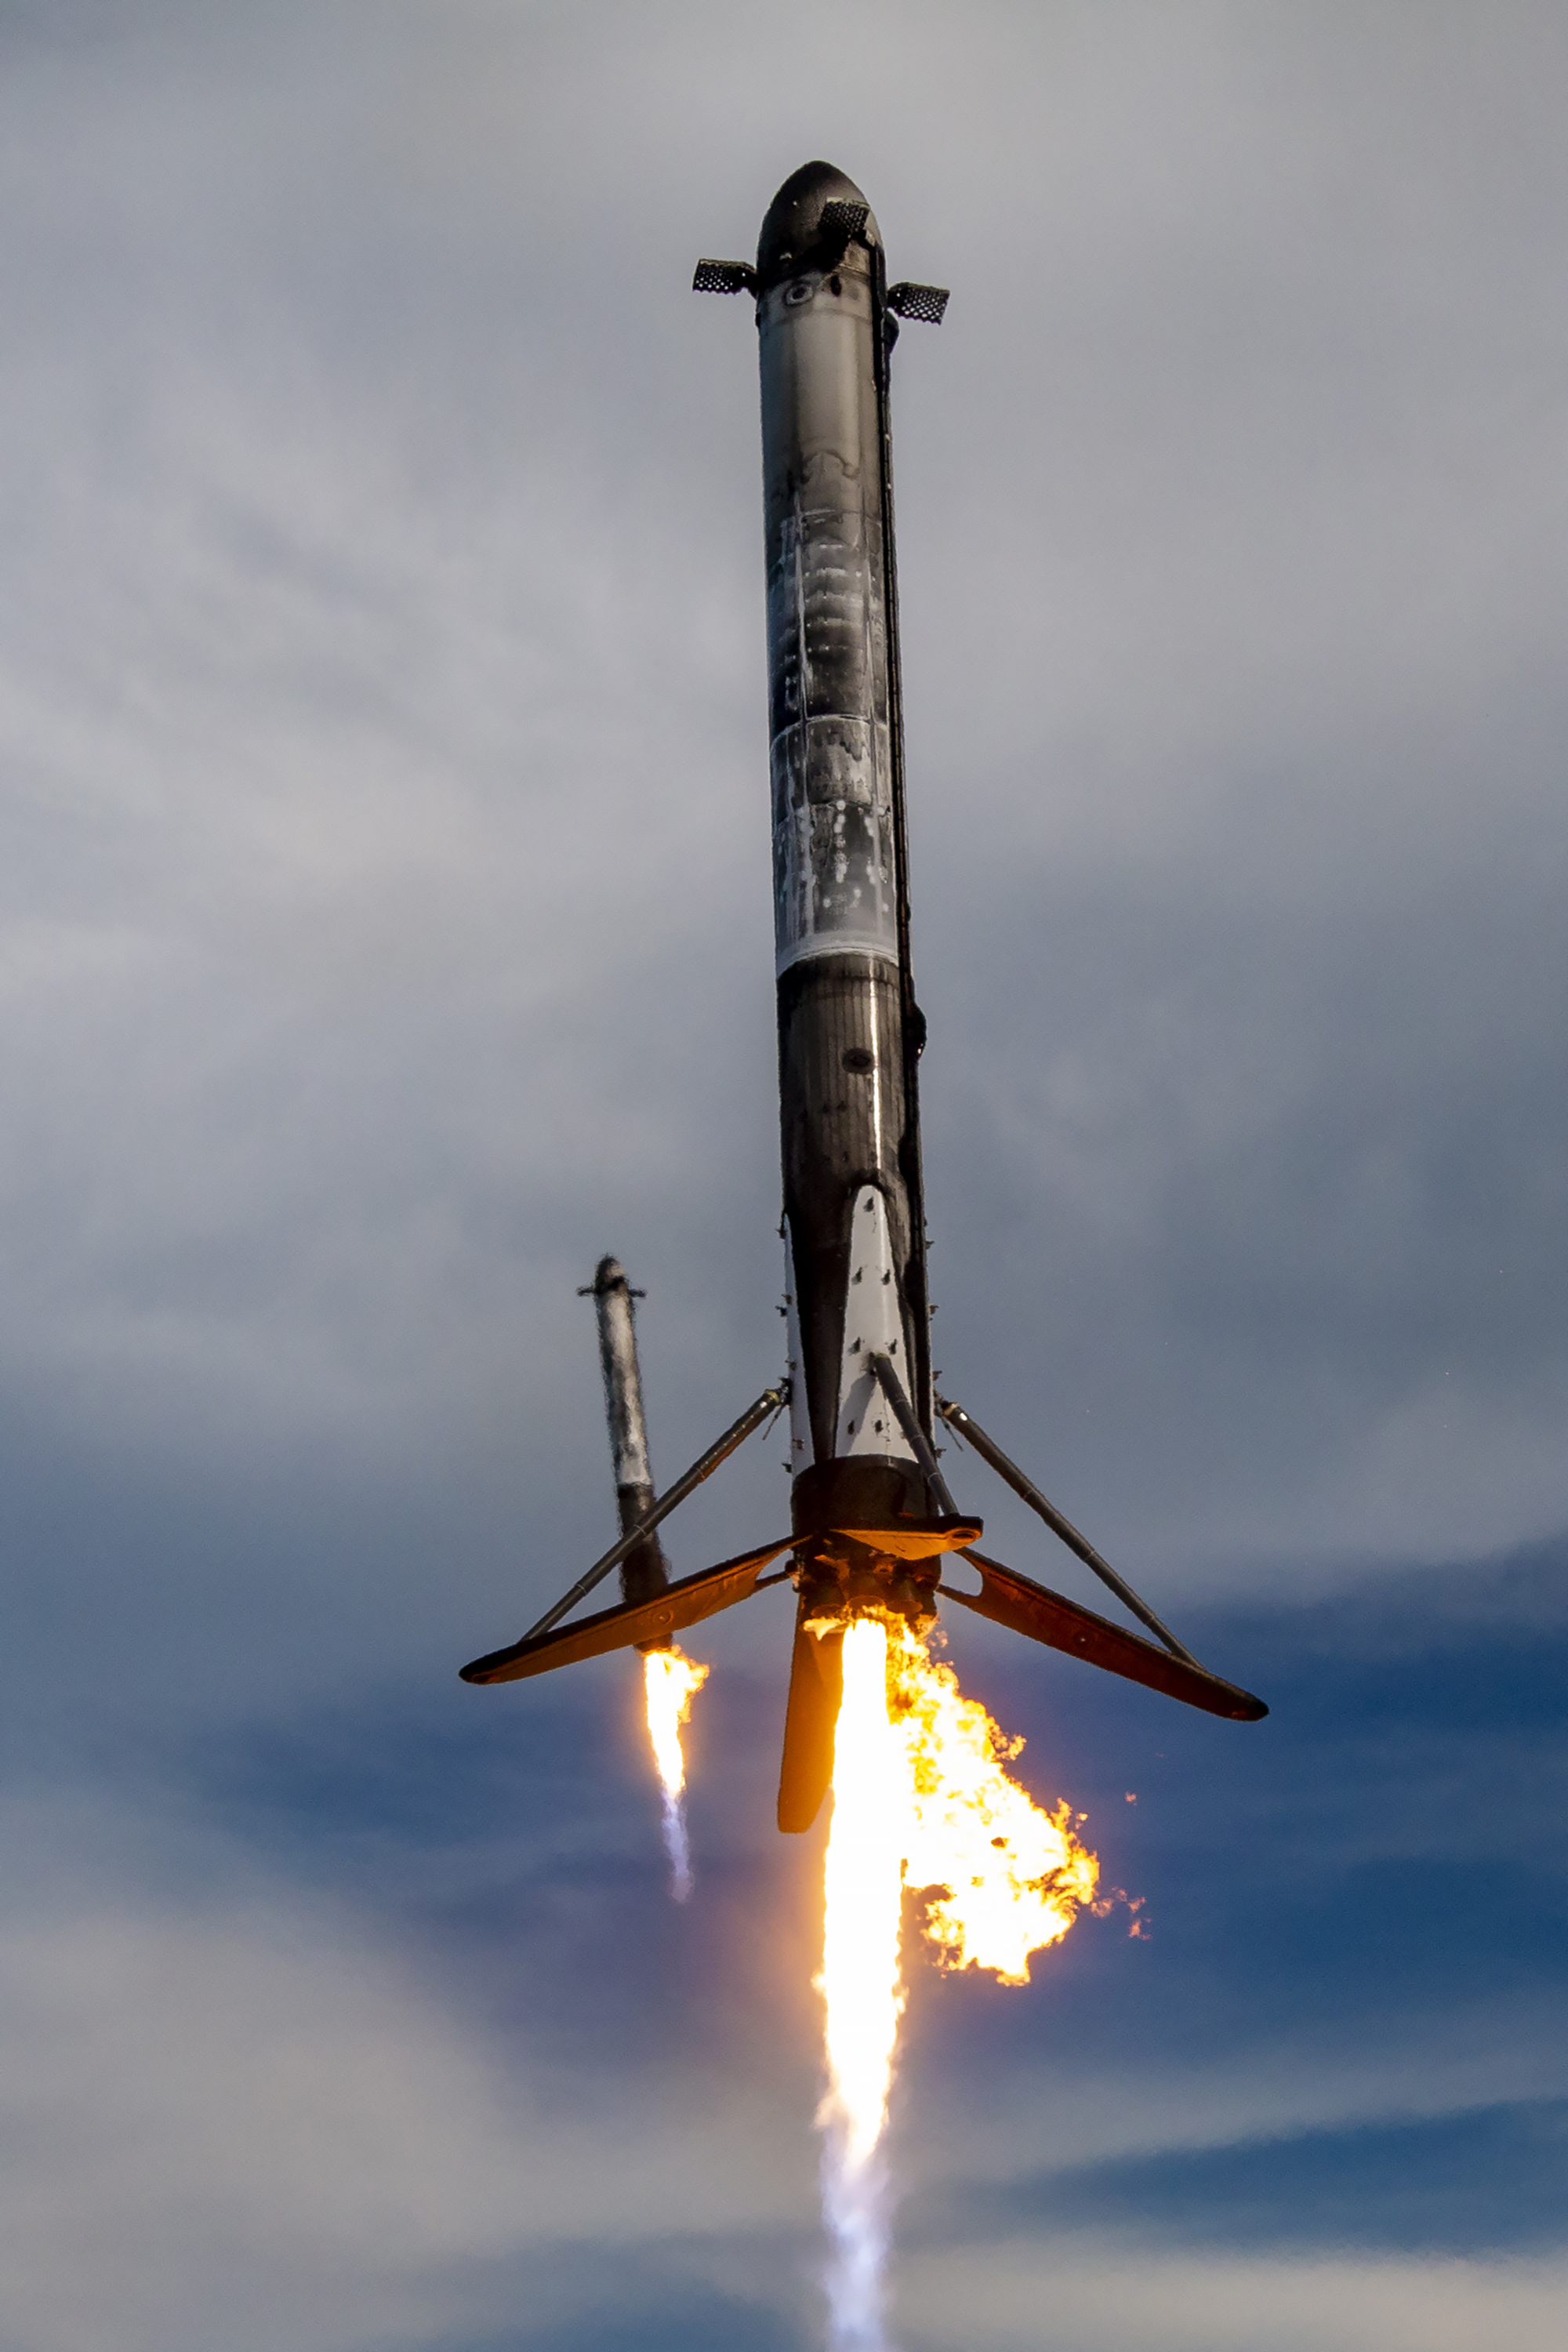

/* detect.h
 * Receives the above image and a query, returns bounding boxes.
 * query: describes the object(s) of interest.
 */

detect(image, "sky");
[0,2,1563,2346]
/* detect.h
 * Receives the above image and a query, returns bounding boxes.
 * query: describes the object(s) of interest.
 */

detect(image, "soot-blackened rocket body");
[459,166,1269,1822]
[751,162,943,1542]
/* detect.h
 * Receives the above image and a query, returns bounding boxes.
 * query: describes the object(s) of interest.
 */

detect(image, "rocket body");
[456,165,1272,1793]
[586,1254,670,1606]
[753,163,932,1543]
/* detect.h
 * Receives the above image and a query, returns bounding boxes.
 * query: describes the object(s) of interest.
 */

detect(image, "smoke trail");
[643,1646,708,1901]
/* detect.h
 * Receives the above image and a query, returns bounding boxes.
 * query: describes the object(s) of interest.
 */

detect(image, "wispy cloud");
[896,2241,1568,2352]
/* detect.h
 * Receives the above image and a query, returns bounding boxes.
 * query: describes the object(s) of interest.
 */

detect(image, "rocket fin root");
[778,1605,845,1833]
[938,1552,1269,1723]
[460,1539,793,1686]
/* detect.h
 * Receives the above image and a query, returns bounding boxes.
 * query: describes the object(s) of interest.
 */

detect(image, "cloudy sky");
[0,2,1563,2346]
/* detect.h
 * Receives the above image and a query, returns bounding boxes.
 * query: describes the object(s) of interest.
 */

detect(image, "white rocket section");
[833,1186,916,1462]
[782,1221,812,1480]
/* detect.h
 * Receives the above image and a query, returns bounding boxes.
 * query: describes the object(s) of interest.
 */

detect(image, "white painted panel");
[833,1185,915,1461]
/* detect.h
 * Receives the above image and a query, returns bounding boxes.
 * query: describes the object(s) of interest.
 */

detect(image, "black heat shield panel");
[460,1538,793,1686]
[939,1552,1268,1722]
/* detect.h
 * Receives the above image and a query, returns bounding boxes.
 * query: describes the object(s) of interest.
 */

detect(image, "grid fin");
[887,281,949,325]
[693,258,757,295]
[818,198,870,242]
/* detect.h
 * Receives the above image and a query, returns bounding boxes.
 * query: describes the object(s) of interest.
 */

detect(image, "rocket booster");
[582,1254,670,1609]
[731,161,948,1544]
[459,165,1268,1820]
[700,163,967,1825]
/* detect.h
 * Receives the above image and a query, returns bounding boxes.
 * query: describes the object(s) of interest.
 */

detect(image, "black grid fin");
[818,198,870,243]
[887,281,949,325]
[693,259,757,296]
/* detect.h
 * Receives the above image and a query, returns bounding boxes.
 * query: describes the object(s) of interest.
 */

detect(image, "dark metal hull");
[457,166,1271,1832]
[755,162,932,1545]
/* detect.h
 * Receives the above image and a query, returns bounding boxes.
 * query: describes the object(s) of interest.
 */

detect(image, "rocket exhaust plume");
[578,1256,710,1896]
[642,1644,708,1900]
[817,1617,1099,2348]
[818,1621,906,2350]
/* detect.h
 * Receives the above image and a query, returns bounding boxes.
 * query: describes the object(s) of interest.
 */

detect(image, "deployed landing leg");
[937,1394,1195,1661]
[933,1392,1268,1723]
[460,1380,792,1685]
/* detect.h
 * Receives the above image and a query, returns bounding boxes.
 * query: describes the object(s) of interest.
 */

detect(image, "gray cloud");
[894,2239,1568,2352]
[0,5,1562,1711]
[0,10,1565,2341]
[0,9,1563,1631]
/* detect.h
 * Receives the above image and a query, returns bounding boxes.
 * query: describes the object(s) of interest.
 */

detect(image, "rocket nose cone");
[757,160,880,292]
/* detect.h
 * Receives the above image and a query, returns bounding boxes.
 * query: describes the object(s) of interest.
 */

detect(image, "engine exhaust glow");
[642,1644,709,1901]
[816,1617,1098,2347]
[817,1620,908,2349]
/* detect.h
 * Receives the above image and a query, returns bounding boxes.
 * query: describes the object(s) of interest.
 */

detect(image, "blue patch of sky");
[73,1536,1566,2269]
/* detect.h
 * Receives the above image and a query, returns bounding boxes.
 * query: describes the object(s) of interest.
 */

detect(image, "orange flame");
[642,1645,709,1901]
[891,1623,1099,1984]
[816,1620,906,2348]
[816,1616,1098,2346]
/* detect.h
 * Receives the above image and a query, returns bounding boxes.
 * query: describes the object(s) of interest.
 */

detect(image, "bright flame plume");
[642,1645,709,1900]
[892,1625,1100,1984]
[816,1617,1098,2348]
[817,1621,908,2350]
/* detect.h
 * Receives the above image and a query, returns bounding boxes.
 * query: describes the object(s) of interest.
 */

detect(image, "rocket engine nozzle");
[777,1529,957,1836]
[795,1541,942,1641]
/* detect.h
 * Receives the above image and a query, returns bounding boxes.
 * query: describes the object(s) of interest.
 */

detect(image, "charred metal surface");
[753,160,933,1535]
[791,1454,927,1536]
[583,1255,670,1608]
[939,1552,1269,1722]
[795,1547,940,1636]
[777,955,914,1474]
